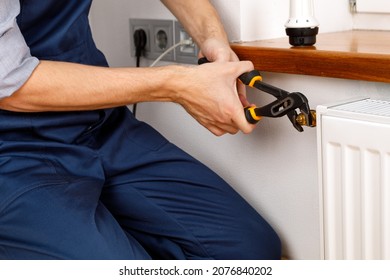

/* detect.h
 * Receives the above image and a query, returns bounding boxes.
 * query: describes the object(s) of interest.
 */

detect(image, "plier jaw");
[289,96,317,132]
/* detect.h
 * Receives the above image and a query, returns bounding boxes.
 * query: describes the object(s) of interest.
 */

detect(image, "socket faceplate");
[129,19,174,62]
[130,19,197,65]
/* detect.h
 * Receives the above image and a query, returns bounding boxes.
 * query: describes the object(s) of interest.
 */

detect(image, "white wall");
[90,0,390,259]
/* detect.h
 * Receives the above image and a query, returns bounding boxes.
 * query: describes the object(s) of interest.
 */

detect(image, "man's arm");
[161,0,237,62]
[0,61,185,111]
[0,1,255,136]
[1,59,253,134]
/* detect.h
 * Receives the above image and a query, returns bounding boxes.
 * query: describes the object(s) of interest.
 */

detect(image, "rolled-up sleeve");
[0,1,39,99]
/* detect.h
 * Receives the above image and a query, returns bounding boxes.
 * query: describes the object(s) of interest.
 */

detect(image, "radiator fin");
[319,99,390,260]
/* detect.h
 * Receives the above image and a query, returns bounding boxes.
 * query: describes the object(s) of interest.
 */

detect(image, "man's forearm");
[161,0,228,46]
[0,60,184,112]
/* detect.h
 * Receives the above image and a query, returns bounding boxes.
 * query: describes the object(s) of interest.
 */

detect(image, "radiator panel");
[318,99,390,260]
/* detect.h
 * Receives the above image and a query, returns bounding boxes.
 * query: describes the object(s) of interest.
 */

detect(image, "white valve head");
[285,0,319,46]
[285,0,319,28]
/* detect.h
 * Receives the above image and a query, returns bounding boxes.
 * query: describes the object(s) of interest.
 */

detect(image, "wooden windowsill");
[230,30,390,83]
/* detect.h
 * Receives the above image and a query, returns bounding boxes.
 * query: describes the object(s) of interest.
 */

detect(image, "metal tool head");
[250,90,316,132]
[287,92,316,131]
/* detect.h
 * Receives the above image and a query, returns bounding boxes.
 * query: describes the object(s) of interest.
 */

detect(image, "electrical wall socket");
[129,19,151,58]
[129,19,174,62]
[149,19,174,61]
[129,18,197,65]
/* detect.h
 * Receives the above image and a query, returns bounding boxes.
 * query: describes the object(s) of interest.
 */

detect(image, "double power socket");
[129,19,198,65]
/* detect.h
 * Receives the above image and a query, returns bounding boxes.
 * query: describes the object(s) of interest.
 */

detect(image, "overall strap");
[17,0,108,66]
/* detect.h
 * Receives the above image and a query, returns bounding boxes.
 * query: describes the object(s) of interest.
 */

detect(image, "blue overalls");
[0,0,281,259]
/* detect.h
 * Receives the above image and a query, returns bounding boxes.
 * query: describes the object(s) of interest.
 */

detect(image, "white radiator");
[317,98,390,260]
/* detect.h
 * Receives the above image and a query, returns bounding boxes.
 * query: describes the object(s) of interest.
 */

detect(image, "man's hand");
[173,60,256,136]
[198,38,251,109]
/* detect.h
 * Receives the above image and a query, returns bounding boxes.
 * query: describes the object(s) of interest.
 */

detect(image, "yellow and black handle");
[238,70,264,124]
[244,106,262,124]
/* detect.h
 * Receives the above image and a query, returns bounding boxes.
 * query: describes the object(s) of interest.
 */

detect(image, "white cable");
[149,39,194,67]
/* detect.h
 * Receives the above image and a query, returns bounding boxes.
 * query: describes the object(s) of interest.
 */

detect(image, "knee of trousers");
[219,215,282,260]
[240,225,282,260]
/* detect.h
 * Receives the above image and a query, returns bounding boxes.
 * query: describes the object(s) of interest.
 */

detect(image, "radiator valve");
[296,110,316,127]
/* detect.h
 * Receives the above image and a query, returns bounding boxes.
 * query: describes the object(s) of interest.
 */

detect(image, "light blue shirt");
[0,0,39,99]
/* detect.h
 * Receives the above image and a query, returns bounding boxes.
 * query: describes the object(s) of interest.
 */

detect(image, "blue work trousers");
[0,107,281,259]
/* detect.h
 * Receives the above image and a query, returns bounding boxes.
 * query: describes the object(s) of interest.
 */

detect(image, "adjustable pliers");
[199,58,316,132]
[239,70,316,132]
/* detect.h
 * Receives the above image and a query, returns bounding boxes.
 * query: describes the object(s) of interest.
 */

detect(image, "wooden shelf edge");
[230,31,390,83]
